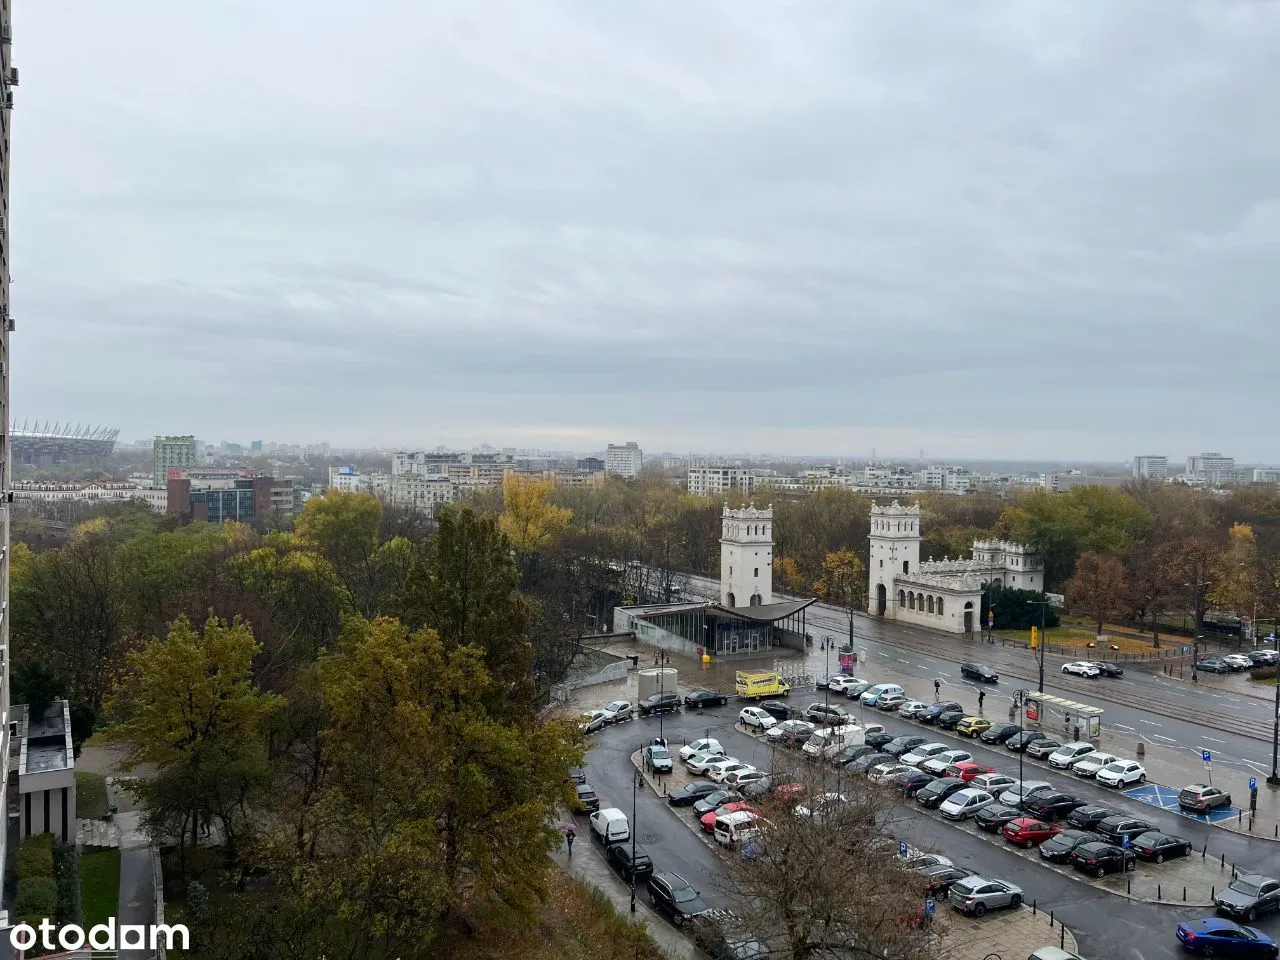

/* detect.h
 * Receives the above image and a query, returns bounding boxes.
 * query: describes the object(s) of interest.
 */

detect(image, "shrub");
[16,833,55,879]
[1251,666,1277,681]
[14,876,59,925]
[53,843,83,925]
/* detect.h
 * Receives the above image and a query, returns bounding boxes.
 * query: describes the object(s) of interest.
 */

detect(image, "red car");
[947,761,995,783]
[1002,817,1062,848]
[699,801,759,832]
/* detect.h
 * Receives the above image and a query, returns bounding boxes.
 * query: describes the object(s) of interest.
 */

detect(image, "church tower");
[720,504,773,607]
[867,501,921,618]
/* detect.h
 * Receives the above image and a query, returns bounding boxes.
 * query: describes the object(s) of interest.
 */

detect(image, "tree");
[984,585,1061,630]
[1209,523,1260,617]
[1064,551,1131,635]
[498,475,572,554]
[1157,536,1222,635]
[773,555,806,592]
[103,615,283,871]
[295,491,411,617]
[814,550,866,611]
[1124,542,1169,646]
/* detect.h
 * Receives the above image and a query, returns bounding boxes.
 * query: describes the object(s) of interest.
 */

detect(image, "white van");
[802,723,866,760]
[713,809,761,846]
[589,807,630,845]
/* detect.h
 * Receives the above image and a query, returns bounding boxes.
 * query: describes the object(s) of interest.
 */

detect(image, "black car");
[1005,731,1050,753]
[1069,841,1136,877]
[1250,650,1280,667]
[917,864,975,896]
[693,790,743,817]
[923,701,963,724]
[1131,831,1193,863]
[759,700,793,722]
[607,842,654,881]
[980,723,1022,745]
[884,736,928,757]
[1216,875,1280,922]
[834,744,878,767]
[648,872,710,925]
[1066,805,1117,830]
[1039,829,1102,863]
[843,681,872,699]
[1022,792,1086,821]
[975,803,1024,833]
[574,783,601,813]
[684,690,730,709]
[667,781,721,807]
[850,751,895,774]
[865,731,896,749]
[937,710,966,730]
[569,766,587,784]
[960,662,999,683]
[1096,815,1156,844]
[1089,662,1124,677]
[639,692,681,716]
[896,769,936,797]
[916,777,967,809]
[1196,657,1231,674]
[691,910,770,960]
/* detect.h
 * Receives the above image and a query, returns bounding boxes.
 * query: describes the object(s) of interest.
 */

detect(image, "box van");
[802,723,866,760]
[590,808,630,846]
[860,683,905,706]
[713,810,762,846]
[736,672,791,699]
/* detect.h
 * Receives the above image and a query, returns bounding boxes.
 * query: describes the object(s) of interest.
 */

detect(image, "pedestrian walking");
[933,679,940,701]
[565,824,576,856]
[977,689,985,713]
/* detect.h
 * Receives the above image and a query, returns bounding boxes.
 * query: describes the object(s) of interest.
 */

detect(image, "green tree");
[295,491,411,617]
[984,584,1061,630]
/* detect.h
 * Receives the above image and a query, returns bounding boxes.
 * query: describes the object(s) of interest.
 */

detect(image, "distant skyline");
[12,2,1280,460]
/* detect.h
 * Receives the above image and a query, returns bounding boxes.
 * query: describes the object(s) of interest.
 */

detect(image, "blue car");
[924,701,962,723]
[1176,918,1278,957]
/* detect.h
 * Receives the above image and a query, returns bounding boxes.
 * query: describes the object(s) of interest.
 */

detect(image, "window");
[880,559,883,568]
[908,592,915,610]
[937,598,944,615]
[902,560,909,574]
[753,568,758,577]
[898,590,905,607]
[926,596,934,614]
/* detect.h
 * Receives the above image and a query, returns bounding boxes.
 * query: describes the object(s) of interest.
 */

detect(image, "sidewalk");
[115,811,157,960]
[1155,663,1279,705]
[939,905,1079,960]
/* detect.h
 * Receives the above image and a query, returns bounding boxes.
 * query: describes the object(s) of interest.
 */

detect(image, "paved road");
[581,704,1280,960]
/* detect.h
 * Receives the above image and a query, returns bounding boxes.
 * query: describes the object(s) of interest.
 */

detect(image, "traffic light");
[1030,626,1039,649]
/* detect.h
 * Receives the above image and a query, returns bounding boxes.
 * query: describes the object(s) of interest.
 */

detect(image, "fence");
[994,636,1189,662]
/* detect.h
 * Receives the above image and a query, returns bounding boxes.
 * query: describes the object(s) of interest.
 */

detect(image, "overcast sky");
[11,1,1280,460]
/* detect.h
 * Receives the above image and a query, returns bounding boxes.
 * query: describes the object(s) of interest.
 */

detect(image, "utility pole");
[1026,600,1050,693]
[630,767,643,910]
[1269,624,1280,787]
[1186,580,1212,685]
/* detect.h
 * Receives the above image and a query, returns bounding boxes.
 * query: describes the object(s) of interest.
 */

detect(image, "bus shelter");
[1018,692,1104,743]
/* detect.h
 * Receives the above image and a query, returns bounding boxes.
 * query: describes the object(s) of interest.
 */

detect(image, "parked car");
[713,809,763,846]
[1069,841,1136,877]
[639,692,681,716]
[949,876,1023,917]
[803,702,850,725]
[766,719,816,747]
[686,752,731,775]
[569,766,587,784]
[1132,831,1193,863]
[864,729,895,749]
[916,777,968,810]
[684,690,730,709]
[956,717,993,738]
[607,842,653,882]
[648,872,709,925]
[896,769,936,797]
[1216,875,1280,922]
[1071,752,1120,779]
[918,864,976,897]
[590,808,630,845]
[842,681,873,699]
[793,792,848,819]
[738,706,777,730]
[937,710,968,730]
[970,772,1018,794]
[922,701,963,724]
[1047,742,1097,770]
[573,783,601,813]
[1096,760,1147,788]
[1096,815,1156,844]
[707,761,758,784]
[644,744,674,774]
[1025,738,1064,759]
[690,910,770,960]
[693,790,743,817]
[1176,918,1279,957]
[1022,792,1086,821]
[1039,828,1102,863]
[699,801,759,832]
[922,749,973,775]
[869,762,913,786]
[908,852,953,870]
[981,723,1023,744]
[602,700,634,723]
[1224,654,1256,671]
[860,683,905,706]
[1088,662,1125,677]
[1181,784,1233,812]
[997,781,1054,807]
[975,802,1024,833]
[723,769,768,789]
[1062,661,1101,678]
[1195,657,1232,675]
[680,738,725,761]
[877,692,909,711]
[1249,650,1280,666]
[1066,805,1117,830]
[960,662,999,683]
[902,742,951,767]
[884,735,928,757]
[668,781,721,807]
[1002,817,1062,847]
[1006,730,1051,752]
[580,710,608,733]
[833,744,878,767]
[947,761,995,782]
[849,751,895,774]
[826,675,866,695]
[899,700,931,719]
[940,787,995,821]
[758,700,794,722]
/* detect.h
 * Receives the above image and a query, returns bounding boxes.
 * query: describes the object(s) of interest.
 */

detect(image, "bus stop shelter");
[1019,692,1104,743]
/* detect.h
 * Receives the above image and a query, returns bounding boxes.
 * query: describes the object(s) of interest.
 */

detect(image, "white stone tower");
[720,504,773,607]
[867,501,922,618]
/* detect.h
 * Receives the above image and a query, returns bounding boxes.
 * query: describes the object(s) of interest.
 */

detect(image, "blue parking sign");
[899,841,908,858]
[1202,750,1212,764]
[1250,777,1257,792]
[925,898,937,917]
[1122,834,1130,848]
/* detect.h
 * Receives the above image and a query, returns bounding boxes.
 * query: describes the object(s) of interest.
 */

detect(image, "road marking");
[1139,719,1161,726]
[897,658,910,664]
[1152,734,1177,742]
[1111,723,1136,731]
[1203,736,1225,744]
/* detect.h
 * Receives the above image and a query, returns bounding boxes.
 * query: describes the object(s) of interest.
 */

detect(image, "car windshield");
[650,747,669,759]
[672,886,698,903]
[1102,763,1126,772]
[1231,880,1263,897]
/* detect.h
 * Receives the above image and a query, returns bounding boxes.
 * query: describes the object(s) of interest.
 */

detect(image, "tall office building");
[604,441,643,478]
[153,435,197,488]
[0,0,15,890]
[1132,455,1169,480]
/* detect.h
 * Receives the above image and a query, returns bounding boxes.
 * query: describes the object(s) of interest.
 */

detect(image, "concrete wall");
[19,781,76,843]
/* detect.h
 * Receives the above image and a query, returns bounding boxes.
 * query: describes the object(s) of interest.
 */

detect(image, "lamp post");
[1016,689,1028,789]
[630,767,643,911]
[1026,600,1050,693]
[1265,623,1280,787]
[1185,580,1212,685]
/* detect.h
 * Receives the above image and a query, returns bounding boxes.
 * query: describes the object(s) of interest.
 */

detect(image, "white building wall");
[867,501,923,621]
[605,442,643,478]
[719,505,773,607]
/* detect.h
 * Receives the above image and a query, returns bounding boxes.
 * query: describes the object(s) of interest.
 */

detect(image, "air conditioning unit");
[3,93,11,110]
[6,68,15,87]
[0,24,10,43]
[5,318,12,332]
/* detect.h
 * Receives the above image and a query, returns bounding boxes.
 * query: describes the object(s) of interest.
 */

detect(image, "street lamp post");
[1026,600,1050,693]
[1266,623,1280,787]
[1017,689,1028,789]
[1186,580,1212,685]
[657,651,670,742]
[631,767,643,911]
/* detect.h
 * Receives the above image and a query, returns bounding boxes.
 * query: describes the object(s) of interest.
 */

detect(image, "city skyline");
[12,1,1280,459]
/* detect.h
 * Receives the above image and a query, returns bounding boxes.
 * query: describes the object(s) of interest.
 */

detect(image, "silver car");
[602,700,634,723]
[949,875,1024,917]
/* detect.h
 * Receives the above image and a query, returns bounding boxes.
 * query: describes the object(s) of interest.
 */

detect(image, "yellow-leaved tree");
[499,475,572,553]
[814,549,867,611]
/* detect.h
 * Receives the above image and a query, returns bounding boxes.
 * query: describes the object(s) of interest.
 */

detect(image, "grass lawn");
[996,625,1162,655]
[76,772,109,819]
[79,848,121,931]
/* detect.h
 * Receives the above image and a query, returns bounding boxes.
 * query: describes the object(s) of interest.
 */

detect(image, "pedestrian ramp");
[1123,783,1239,823]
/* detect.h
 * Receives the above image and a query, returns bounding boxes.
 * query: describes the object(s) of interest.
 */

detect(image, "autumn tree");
[1157,536,1222,635]
[815,550,867,611]
[1064,551,1131,636]
[499,475,572,554]
[1209,523,1261,617]
[104,615,283,871]
[294,490,412,617]
[773,555,806,592]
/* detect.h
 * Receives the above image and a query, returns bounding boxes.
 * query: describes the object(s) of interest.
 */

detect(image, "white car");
[902,743,950,767]
[970,772,1018,794]
[829,676,869,695]
[707,760,758,784]
[739,706,777,731]
[580,710,608,733]
[921,749,972,776]
[1047,742,1096,770]
[794,792,848,818]
[898,700,931,720]
[725,769,769,789]
[679,737,724,761]
[1071,752,1119,778]
[1062,661,1101,678]
[1223,654,1254,671]
[909,852,954,869]
[940,788,995,821]
[686,751,730,775]
[1096,760,1146,788]
[601,700,634,723]
[997,781,1053,807]
[869,763,913,785]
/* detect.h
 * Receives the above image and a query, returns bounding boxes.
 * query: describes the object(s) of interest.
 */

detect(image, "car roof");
[1183,918,1243,934]
[1236,874,1274,885]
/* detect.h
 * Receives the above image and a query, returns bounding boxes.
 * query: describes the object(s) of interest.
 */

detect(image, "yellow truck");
[735,671,791,700]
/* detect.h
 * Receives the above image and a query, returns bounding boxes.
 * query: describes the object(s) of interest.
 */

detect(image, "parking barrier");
[1061,927,1066,950]
[1183,887,1187,901]
[1032,899,1037,916]
[1049,910,1053,927]
[1158,884,1161,900]
[1127,878,1131,895]
[1202,844,1207,859]
[1212,886,1216,900]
